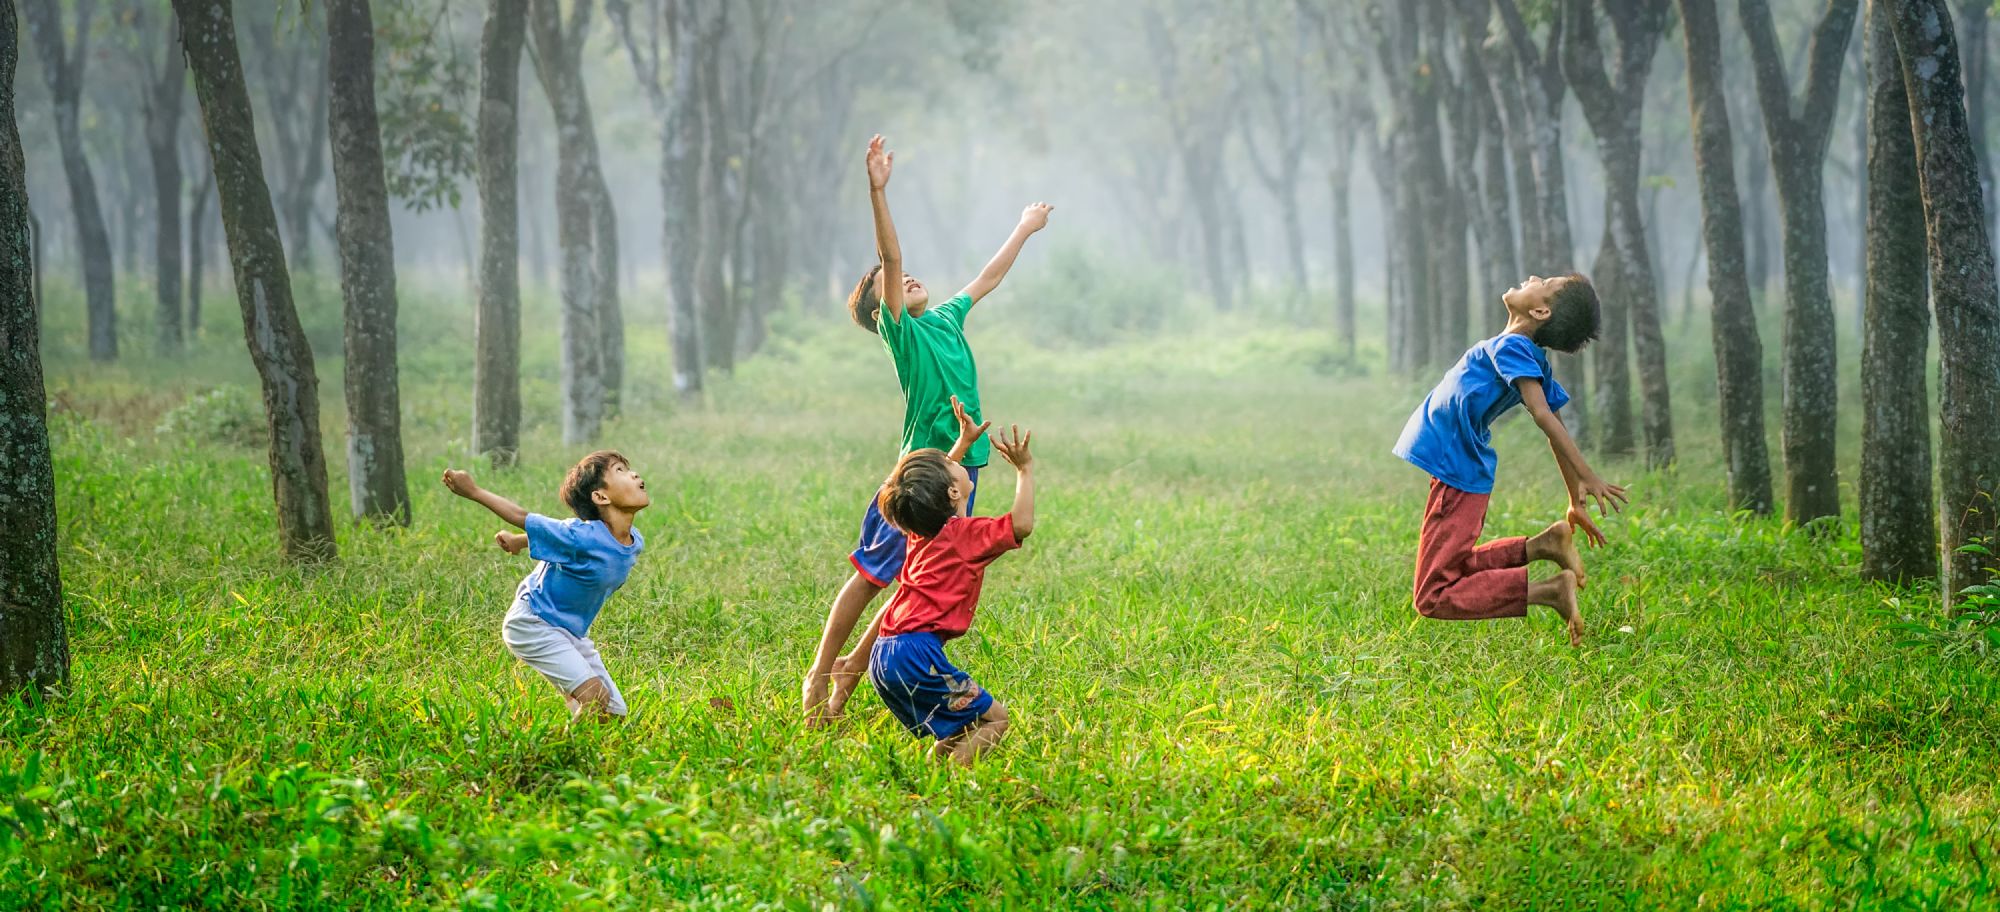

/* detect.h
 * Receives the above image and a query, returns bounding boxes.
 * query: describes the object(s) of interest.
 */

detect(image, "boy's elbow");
[1013,523,1034,542]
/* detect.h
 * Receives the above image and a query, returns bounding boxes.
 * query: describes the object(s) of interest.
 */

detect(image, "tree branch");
[1798,0,1861,149]
[1560,0,1618,123]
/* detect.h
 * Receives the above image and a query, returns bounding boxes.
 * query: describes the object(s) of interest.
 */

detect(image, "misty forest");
[3,0,2000,906]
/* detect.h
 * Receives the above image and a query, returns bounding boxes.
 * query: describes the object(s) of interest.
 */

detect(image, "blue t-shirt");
[513,513,644,637]
[1393,333,1570,494]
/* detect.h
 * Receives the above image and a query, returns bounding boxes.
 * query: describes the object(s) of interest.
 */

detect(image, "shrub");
[155,386,265,450]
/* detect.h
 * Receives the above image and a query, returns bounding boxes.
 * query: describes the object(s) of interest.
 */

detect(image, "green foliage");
[376,1,476,212]
[988,245,1195,348]
[154,386,266,450]
[10,282,2000,908]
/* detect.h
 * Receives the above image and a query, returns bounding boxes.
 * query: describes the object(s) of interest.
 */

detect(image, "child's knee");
[981,700,1009,729]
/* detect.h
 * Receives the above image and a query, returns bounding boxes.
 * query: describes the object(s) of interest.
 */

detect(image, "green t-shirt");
[877,292,988,466]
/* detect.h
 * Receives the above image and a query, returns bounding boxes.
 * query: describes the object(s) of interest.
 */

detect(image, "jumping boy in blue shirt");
[1393,273,1628,646]
[443,451,649,717]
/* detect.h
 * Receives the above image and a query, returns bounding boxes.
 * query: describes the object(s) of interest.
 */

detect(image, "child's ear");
[1531,304,1553,322]
[592,489,611,506]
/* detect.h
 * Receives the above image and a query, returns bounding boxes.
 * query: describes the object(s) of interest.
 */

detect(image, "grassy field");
[4,277,1997,910]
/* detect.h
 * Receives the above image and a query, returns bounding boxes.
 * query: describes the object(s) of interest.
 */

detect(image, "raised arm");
[958,203,1054,305]
[866,135,907,325]
[1517,380,1627,543]
[990,425,1035,541]
[946,396,991,464]
[442,469,530,529]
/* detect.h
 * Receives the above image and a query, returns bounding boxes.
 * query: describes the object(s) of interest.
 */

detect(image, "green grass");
[4,276,1997,910]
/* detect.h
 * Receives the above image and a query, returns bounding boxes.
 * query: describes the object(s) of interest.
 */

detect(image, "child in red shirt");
[849,402,1035,767]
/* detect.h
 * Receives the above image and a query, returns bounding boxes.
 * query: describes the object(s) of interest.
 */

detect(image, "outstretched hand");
[1578,475,1628,517]
[1567,504,1607,548]
[991,425,1033,470]
[866,134,894,190]
[1019,202,1054,233]
[952,395,991,445]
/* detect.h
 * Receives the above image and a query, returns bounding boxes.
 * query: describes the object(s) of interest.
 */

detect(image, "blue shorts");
[849,465,980,586]
[869,632,996,740]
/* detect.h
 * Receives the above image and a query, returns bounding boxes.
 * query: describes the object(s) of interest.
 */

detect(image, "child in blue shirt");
[1393,273,1628,646]
[443,451,649,717]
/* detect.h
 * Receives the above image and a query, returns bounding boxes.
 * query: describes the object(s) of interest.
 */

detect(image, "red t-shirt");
[879,513,1022,640]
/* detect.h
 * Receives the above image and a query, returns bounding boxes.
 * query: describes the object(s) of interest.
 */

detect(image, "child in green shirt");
[801,134,1052,725]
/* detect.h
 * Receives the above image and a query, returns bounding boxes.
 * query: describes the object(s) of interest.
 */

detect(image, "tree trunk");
[1679,0,1776,516]
[661,1,705,394]
[1958,1,1993,243]
[474,0,526,466]
[146,16,187,355]
[1330,147,1356,359]
[174,0,337,563]
[528,0,604,444]
[589,168,622,416]
[1888,0,2000,604]
[186,167,214,336]
[695,7,734,373]
[22,0,115,360]
[0,0,69,697]
[327,0,409,527]
[1565,0,1673,465]
[1861,0,1937,582]
[1740,0,1859,527]
[27,204,39,321]
[283,53,330,277]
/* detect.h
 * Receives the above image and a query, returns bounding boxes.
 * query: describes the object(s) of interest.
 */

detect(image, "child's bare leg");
[802,572,885,724]
[948,702,1010,767]
[1527,569,1583,647]
[1527,520,1585,587]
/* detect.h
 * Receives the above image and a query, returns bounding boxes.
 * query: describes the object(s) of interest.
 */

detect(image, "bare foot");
[1547,569,1584,647]
[1532,520,1586,589]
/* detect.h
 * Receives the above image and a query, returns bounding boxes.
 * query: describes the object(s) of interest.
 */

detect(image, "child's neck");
[601,508,637,545]
[1503,315,1541,339]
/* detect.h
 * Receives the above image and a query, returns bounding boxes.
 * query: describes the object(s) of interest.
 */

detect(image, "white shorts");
[501,602,628,716]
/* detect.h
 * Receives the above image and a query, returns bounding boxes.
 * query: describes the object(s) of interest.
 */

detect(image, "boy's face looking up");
[1502,274,1568,323]
[594,461,650,514]
[877,271,931,316]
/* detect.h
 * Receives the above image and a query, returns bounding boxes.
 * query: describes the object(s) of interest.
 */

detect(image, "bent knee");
[981,700,1009,727]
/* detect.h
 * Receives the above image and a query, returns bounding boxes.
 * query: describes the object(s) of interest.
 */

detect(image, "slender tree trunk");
[22,0,115,360]
[1741,0,1859,526]
[284,60,330,277]
[146,17,186,354]
[695,10,734,373]
[528,0,604,444]
[327,0,409,526]
[474,0,525,466]
[1861,0,1937,581]
[663,2,704,394]
[1679,0,1776,516]
[1330,150,1356,359]
[590,170,622,415]
[0,0,68,697]
[27,204,39,320]
[1565,0,1673,464]
[174,0,337,563]
[186,167,213,335]
[1888,0,2000,604]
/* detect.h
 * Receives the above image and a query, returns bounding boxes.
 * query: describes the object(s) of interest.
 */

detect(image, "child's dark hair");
[847,264,883,334]
[559,450,628,522]
[1534,272,1601,353]
[878,448,957,537]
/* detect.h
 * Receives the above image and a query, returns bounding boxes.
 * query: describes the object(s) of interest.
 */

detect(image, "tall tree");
[1679,0,1776,516]
[1739,0,1859,528]
[1860,0,1936,582]
[1,0,68,698]
[609,0,704,396]
[21,0,115,360]
[173,0,337,562]
[1958,0,1992,238]
[1142,3,1239,313]
[327,0,409,526]
[185,165,213,335]
[526,0,608,444]
[1369,0,1446,371]
[246,5,329,275]
[1241,8,1312,312]
[1299,0,1364,357]
[137,3,186,354]
[1563,0,1674,465]
[1886,0,2000,604]
[1495,0,1589,443]
[474,0,526,463]
[1455,0,1521,335]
